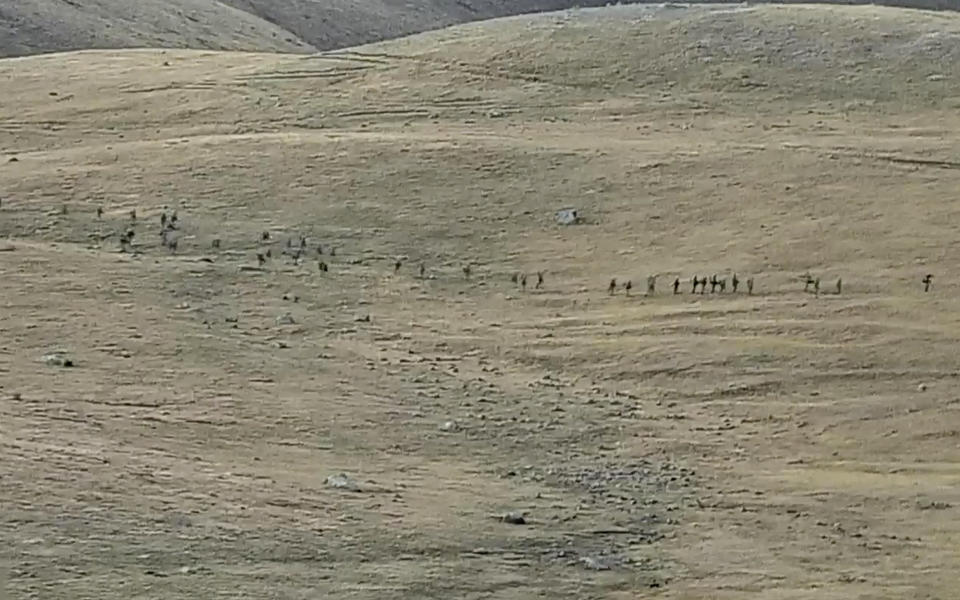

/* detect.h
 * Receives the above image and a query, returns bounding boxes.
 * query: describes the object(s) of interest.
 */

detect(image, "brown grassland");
[2,4,960,598]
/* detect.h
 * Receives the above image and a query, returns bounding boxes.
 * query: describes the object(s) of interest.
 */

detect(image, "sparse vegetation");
[2,4,960,600]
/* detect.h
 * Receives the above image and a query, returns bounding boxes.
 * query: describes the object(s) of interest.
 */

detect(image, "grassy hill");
[0,0,632,57]
[3,4,960,599]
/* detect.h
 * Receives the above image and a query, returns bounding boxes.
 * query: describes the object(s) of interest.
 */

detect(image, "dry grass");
[2,4,960,599]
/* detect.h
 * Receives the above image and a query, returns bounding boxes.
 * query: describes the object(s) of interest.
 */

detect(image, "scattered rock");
[439,420,460,432]
[580,555,613,571]
[325,473,362,492]
[501,512,527,525]
[354,314,371,323]
[41,351,74,367]
[275,313,296,326]
[918,383,928,392]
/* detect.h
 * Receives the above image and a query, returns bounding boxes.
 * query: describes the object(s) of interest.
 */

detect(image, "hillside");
[8,0,960,58]
[0,0,628,58]
[3,4,960,599]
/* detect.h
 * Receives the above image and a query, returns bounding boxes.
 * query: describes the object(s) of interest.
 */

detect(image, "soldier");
[261,231,270,242]
[709,274,718,293]
[923,274,933,292]
[813,277,820,296]
[462,264,471,280]
[536,271,544,290]
[96,206,103,219]
[747,277,754,295]
[836,278,842,294]
[691,276,699,294]
[719,278,726,293]
[673,277,680,295]
[211,238,221,249]
[318,261,328,272]
[129,209,137,221]
[257,253,266,266]
[394,259,402,274]
[608,278,617,295]
[731,273,740,293]
[646,275,657,295]
[624,280,632,296]
[160,212,167,228]
[419,262,426,279]
[520,274,527,291]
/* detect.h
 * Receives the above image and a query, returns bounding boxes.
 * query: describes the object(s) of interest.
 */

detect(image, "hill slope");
[3,4,960,599]
[0,0,632,58]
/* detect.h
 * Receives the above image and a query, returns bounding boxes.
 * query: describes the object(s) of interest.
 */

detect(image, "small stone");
[41,352,74,367]
[325,473,361,492]
[439,420,459,432]
[501,512,526,525]
[275,313,296,326]
[580,556,612,571]
[918,383,928,392]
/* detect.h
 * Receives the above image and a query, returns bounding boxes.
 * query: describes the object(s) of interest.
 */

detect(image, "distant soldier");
[803,273,816,293]
[318,261,328,272]
[624,280,632,296]
[462,264,471,279]
[317,243,324,255]
[129,209,137,221]
[61,204,68,215]
[691,276,699,294]
[836,278,842,294]
[265,248,272,259]
[261,231,270,241]
[608,278,617,295]
[718,278,726,293]
[646,275,657,295]
[709,274,718,293]
[257,253,266,266]
[813,277,820,296]
[731,273,740,293]
[286,238,293,248]
[300,236,307,249]
[419,263,426,279]
[160,212,167,228]
[96,206,103,219]
[510,272,519,284]
[520,274,527,290]
[673,277,680,294]
[330,247,336,257]
[211,238,221,249]
[747,277,754,295]
[923,274,934,292]
[536,271,544,290]
[394,259,402,274]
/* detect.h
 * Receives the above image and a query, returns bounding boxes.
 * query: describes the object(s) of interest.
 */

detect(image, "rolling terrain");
[2,4,960,599]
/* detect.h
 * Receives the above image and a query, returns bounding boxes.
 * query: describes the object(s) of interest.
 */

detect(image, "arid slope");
[2,5,960,599]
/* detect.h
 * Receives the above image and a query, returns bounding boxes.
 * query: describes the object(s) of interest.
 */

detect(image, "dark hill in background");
[4,0,960,59]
